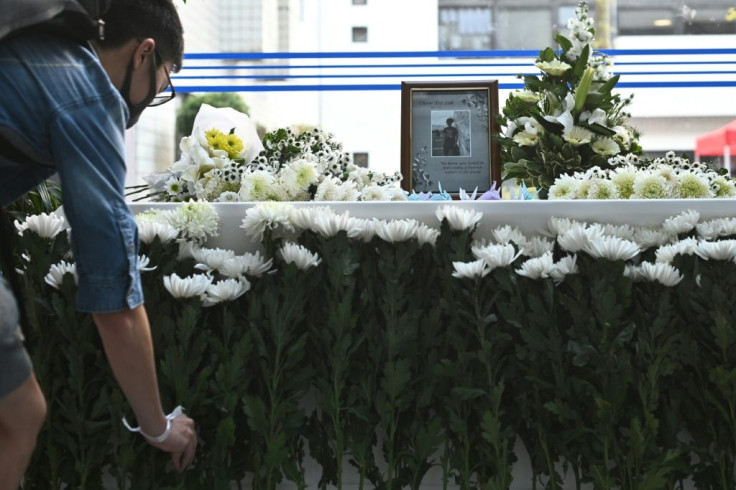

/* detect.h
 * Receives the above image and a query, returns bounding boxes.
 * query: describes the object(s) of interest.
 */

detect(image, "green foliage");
[175,93,250,137]
[12,204,736,490]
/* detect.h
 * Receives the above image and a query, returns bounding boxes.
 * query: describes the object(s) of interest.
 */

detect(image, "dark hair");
[446,118,454,125]
[99,0,184,71]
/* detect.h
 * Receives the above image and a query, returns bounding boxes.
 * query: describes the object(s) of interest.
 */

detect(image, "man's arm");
[93,305,196,471]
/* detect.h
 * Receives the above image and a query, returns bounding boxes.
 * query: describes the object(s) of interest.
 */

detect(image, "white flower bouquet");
[135,104,406,203]
[498,0,642,198]
[548,152,736,200]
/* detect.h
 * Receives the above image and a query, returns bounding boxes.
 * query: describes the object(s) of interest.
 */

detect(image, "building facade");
[126,0,736,185]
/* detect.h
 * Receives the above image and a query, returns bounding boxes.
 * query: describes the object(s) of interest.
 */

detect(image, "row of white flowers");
[14,202,736,308]
[549,153,736,200]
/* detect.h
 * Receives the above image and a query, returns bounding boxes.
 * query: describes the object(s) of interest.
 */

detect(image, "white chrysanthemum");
[313,176,345,201]
[137,255,156,272]
[712,176,736,198]
[191,247,236,273]
[452,259,491,279]
[515,252,555,280]
[535,59,572,76]
[697,218,736,240]
[600,224,635,240]
[472,243,521,270]
[384,185,409,202]
[591,137,620,157]
[137,220,179,244]
[375,219,419,243]
[695,240,736,261]
[435,205,483,231]
[696,219,723,241]
[557,223,598,253]
[662,210,700,236]
[44,261,77,289]
[415,224,439,247]
[239,170,278,201]
[359,184,389,201]
[491,225,527,246]
[289,206,333,231]
[202,278,251,307]
[550,254,579,284]
[310,210,364,238]
[520,236,555,257]
[655,238,699,263]
[548,175,580,200]
[633,227,674,249]
[240,202,295,242]
[15,212,67,239]
[356,218,378,242]
[163,273,212,299]
[290,158,320,189]
[610,167,637,199]
[677,172,712,199]
[721,218,736,237]
[512,131,539,146]
[585,178,619,200]
[585,235,640,261]
[338,180,361,202]
[216,191,241,202]
[134,209,165,224]
[165,201,220,244]
[629,262,684,287]
[547,217,578,237]
[219,253,273,278]
[279,242,322,269]
[563,126,594,146]
[346,165,372,188]
[632,173,670,199]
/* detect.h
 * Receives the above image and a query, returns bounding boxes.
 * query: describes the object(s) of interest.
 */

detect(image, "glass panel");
[495,8,552,50]
[439,6,493,51]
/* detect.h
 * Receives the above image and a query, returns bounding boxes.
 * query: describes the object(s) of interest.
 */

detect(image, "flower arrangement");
[136,104,406,203]
[11,200,736,489]
[498,1,642,198]
[548,152,736,199]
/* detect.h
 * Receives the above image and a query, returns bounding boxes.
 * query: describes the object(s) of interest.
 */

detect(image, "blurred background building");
[126,0,736,186]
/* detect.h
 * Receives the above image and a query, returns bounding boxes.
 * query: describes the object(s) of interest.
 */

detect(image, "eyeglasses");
[149,48,176,107]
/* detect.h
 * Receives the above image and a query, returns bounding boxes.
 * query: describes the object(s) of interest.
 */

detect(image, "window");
[353,152,369,168]
[439,6,493,51]
[352,26,368,43]
[495,8,552,50]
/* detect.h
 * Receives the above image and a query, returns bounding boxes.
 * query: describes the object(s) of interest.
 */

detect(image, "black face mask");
[118,50,158,129]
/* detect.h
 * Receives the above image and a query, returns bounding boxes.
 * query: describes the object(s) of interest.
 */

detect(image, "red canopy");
[695,120,736,157]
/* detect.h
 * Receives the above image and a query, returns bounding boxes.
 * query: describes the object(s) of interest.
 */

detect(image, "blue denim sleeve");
[50,96,143,313]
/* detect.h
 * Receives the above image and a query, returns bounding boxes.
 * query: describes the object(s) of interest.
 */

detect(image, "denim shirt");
[0,34,143,313]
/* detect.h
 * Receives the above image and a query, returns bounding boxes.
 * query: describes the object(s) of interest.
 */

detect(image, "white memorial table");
[126,199,726,490]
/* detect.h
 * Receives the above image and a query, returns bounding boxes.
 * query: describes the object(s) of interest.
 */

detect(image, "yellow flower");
[205,128,245,159]
[205,129,229,153]
[225,133,244,159]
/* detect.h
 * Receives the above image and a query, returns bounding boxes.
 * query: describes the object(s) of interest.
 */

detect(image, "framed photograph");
[400,81,501,197]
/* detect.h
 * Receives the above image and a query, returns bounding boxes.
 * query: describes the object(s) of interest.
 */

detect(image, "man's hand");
[147,413,197,472]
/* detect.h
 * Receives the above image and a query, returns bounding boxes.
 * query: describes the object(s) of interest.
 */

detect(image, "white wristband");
[122,406,184,443]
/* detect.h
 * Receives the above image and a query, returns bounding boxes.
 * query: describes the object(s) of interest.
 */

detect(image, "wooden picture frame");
[400,80,501,198]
